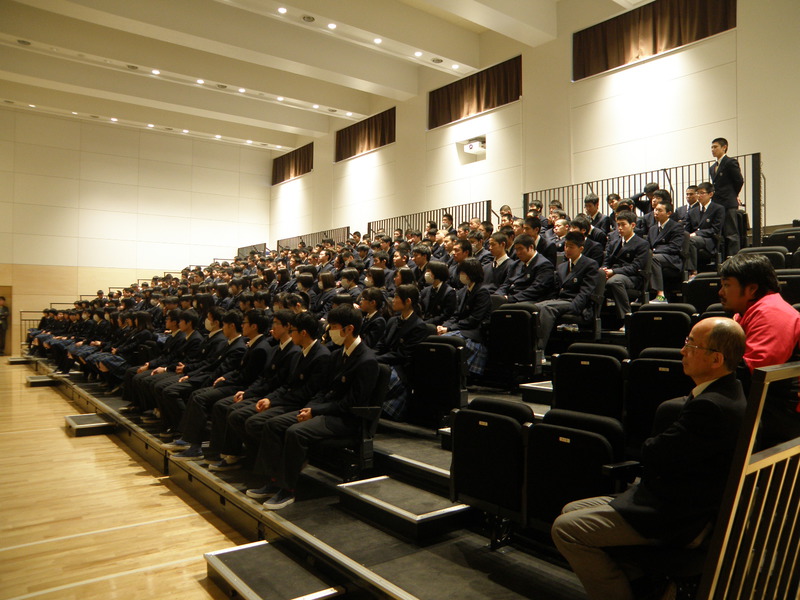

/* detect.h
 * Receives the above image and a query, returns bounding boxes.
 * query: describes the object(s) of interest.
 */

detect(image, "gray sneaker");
[263,489,295,510]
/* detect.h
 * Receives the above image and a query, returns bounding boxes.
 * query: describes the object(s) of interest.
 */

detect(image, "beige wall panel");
[193,139,241,172]
[191,191,238,221]
[78,209,138,241]
[238,196,270,225]
[14,113,81,150]
[239,171,270,200]
[0,110,14,141]
[12,234,78,267]
[80,123,140,158]
[11,264,79,296]
[0,263,12,284]
[0,171,11,200]
[0,235,11,264]
[0,201,10,233]
[14,173,80,208]
[192,165,240,196]
[136,214,188,244]
[13,204,79,237]
[14,143,79,179]
[240,147,272,175]
[137,186,191,217]
[77,237,138,269]
[77,266,140,292]
[138,158,193,191]
[80,152,139,186]
[0,140,14,172]
[136,241,189,271]
[139,131,193,166]
[235,222,269,248]
[79,180,139,213]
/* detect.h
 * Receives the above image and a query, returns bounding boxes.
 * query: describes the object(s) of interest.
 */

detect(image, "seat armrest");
[602,460,642,480]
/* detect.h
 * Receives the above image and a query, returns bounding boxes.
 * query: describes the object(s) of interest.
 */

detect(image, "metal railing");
[699,361,800,599]
[367,200,492,239]
[238,243,267,258]
[18,310,42,353]
[277,227,351,251]
[523,153,764,244]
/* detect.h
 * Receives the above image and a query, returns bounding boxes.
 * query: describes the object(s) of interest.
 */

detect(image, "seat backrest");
[488,309,539,365]
[638,302,697,316]
[777,273,800,304]
[626,310,692,359]
[638,347,684,361]
[450,406,530,519]
[552,352,624,419]
[683,276,721,314]
[468,397,535,424]
[526,423,616,523]
[623,358,694,458]
[737,248,786,269]
[543,409,625,460]
[566,342,629,362]
[764,230,800,252]
[409,342,467,424]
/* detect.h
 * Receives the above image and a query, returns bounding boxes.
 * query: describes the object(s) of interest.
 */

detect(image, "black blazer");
[555,256,601,317]
[442,283,492,342]
[602,234,650,287]
[536,236,558,266]
[482,257,515,293]
[222,334,273,388]
[309,341,379,418]
[420,283,457,325]
[360,313,387,349]
[375,312,430,371]
[591,212,613,234]
[267,341,331,409]
[611,373,746,544]
[189,336,247,386]
[243,341,302,400]
[709,155,744,210]
[684,201,725,252]
[582,237,604,266]
[648,218,684,271]
[498,253,556,303]
[182,330,228,374]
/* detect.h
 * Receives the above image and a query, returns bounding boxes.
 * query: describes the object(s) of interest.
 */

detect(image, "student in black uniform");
[602,211,651,327]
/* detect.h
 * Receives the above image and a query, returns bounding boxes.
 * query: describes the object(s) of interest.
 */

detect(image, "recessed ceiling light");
[151,69,160,75]
[414,51,422,57]
[313,104,320,109]
[346,112,353,116]
[327,23,336,30]
[110,117,118,122]
[147,123,154,128]
[196,79,204,84]
[246,140,253,144]
[71,111,77,115]
[182,129,189,133]
[302,15,315,23]
[277,96,284,101]
[28,104,35,108]
[238,88,246,93]
[276,145,282,149]
[277,7,287,14]
[374,38,382,44]
[215,134,221,139]
[452,64,459,70]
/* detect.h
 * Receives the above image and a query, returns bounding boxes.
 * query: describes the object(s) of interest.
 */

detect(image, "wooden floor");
[0,359,247,600]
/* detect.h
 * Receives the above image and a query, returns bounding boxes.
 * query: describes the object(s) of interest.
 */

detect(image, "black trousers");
[532,299,574,352]
[157,379,198,431]
[605,274,636,320]
[650,254,680,293]
[180,384,239,444]
[258,411,357,490]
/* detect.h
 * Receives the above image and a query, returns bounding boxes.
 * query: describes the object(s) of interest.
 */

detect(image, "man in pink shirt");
[719,253,800,446]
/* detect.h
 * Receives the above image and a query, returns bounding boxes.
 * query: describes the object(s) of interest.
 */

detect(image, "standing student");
[709,137,744,257]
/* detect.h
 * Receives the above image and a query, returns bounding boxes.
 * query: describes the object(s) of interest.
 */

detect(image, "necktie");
[712,161,719,177]
[568,261,572,273]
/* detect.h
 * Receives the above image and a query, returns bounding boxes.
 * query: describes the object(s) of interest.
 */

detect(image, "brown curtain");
[573,0,736,81]
[271,142,313,185]
[335,107,396,162]
[428,55,521,130]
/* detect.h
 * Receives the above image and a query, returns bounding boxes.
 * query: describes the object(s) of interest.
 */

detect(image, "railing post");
[750,152,762,245]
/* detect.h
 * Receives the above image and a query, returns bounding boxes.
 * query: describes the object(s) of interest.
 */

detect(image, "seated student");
[549,218,570,252]
[337,268,362,302]
[448,240,473,289]
[358,288,388,349]
[684,182,725,275]
[674,185,699,223]
[469,231,493,266]
[171,310,272,460]
[393,266,416,291]
[365,266,391,303]
[436,258,492,376]
[497,234,556,303]
[529,232,602,354]
[634,191,660,237]
[420,261,457,325]
[647,193,685,303]
[97,311,156,392]
[584,193,612,234]
[552,317,747,600]
[159,310,247,444]
[310,272,337,320]
[375,284,430,420]
[250,304,379,510]
[718,253,800,446]
[410,245,431,289]
[569,216,604,265]
[521,216,557,266]
[602,210,651,327]
[483,232,515,293]
[372,251,395,293]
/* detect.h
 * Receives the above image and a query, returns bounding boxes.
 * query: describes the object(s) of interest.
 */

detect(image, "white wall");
[0,107,272,269]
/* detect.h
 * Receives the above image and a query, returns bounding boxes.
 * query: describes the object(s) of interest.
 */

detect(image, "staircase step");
[520,380,553,406]
[65,413,116,437]
[8,356,33,365]
[205,540,345,600]
[338,475,472,542]
[26,374,60,387]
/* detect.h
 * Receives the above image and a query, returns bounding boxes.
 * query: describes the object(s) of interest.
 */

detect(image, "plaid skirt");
[442,333,487,376]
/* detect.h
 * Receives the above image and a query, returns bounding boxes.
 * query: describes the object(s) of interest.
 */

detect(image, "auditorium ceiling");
[0,0,641,152]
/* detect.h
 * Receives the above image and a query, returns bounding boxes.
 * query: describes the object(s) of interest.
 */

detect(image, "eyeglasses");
[683,337,720,353]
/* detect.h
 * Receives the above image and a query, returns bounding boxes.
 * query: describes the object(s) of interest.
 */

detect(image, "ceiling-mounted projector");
[464,140,486,155]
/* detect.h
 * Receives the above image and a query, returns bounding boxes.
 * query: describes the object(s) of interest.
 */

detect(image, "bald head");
[682,317,745,384]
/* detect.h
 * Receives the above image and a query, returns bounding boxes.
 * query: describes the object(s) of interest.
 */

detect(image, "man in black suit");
[552,317,747,600]
[709,137,744,257]
[522,216,557,266]
[631,182,658,215]
[497,234,555,304]
[674,185,698,224]
[584,193,612,234]
[684,182,725,275]
[530,232,601,353]
[648,193,685,303]
[569,216,604,264]
[602,211,651,324]
[253,305,378,510]
[482,232,515,293]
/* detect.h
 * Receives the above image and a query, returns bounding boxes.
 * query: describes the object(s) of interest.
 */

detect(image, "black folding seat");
[551,273,607,342]
[700,302,729,319]
[737,246,788,269]
[623,357,694,459]
[408,335,468,427]
[551,345,626,419]
[683,273,721,314]
[638,347,683,361]
[450,397,534,545]
[625,309,692,359]
[311,364,391,481]
[777,272,800,305]
[764,229,800,253]
[487,307,541,382]
[525,409,625,524]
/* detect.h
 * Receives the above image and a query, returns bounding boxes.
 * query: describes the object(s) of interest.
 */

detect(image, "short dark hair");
[178,309,200,329]
[327,304,363,336]
[615,210,637,226]
[457,258,484,284]
[652,189,672,205]
[222,310,243,331]
[245,309,270,333]
[394,284,421,314]
[339,267,359,284]
[514,233,535,249]
[490,232,508,247]
[697,182,715,194]
[712,137,729,149]
[643,182,659,194]
[584,193,599,205]
[523,216,541,232]
[412,245,431,260]
[570,215,591,234]
[292,311,320,339]
[426,260,449,282]
[719,253,780,302]
[564,231,585,247]
[454,239,473,256]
